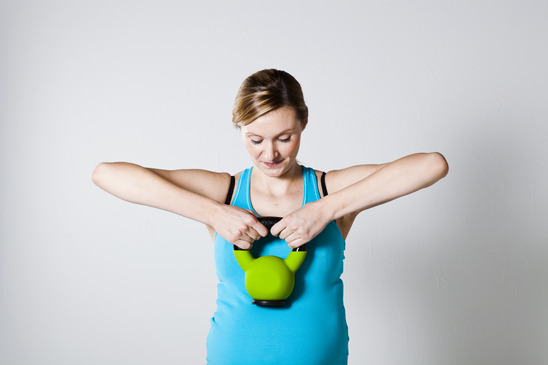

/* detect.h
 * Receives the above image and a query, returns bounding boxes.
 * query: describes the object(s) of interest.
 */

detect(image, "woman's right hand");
[92,162,268,248]
[211,205,269,249]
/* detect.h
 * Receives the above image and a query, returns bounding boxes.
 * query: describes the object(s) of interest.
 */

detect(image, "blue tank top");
[206,166,349,364]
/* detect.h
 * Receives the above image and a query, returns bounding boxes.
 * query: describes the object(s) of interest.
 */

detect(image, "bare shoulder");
[321,164,386,195]
[150,168,234,203]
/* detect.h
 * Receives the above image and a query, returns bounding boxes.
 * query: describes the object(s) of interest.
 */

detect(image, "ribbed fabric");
[206,166,349,364]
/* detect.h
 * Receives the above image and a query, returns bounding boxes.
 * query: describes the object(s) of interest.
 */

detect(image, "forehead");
[242,107,300,135]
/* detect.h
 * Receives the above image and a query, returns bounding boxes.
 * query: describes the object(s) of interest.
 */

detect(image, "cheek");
[277,143,298,160]
[286,138,301,155]
[243,142,260,157]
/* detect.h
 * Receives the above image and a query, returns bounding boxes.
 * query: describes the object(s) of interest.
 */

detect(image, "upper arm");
[149,168,232,204]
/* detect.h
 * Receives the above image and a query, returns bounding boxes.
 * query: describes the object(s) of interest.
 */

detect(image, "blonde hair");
[232,69,308,127]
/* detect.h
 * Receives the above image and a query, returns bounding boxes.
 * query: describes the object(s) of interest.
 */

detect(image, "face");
[241,107,306,178]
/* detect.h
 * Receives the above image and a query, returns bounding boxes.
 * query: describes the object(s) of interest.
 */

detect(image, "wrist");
[316,196,338,223]
[204,200,225,227]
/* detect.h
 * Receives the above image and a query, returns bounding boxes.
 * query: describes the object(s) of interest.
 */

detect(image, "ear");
[301,119,308,131]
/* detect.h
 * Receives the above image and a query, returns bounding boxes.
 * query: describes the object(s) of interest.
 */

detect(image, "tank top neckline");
[234,165,320,217]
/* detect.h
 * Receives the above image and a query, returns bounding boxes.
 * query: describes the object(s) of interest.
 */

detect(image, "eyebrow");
[244,129,296,138]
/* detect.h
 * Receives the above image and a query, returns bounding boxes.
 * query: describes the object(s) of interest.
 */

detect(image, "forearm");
[91,162,221,225]
[321,153,449,220]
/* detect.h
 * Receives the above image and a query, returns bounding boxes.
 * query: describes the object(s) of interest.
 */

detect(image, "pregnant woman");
[92,69,449,364]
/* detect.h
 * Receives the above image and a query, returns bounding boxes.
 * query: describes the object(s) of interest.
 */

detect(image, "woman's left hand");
[270,201,331,248]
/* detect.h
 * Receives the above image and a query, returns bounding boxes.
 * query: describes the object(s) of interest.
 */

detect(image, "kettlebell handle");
[258,216,282,229]
[233,216,307,252]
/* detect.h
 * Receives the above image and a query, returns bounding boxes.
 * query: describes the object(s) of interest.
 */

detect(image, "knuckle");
[236,223,248,233]
[243,215,256,225]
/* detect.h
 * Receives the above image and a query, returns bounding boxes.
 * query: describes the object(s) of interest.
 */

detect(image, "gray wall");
[1,1,547,364]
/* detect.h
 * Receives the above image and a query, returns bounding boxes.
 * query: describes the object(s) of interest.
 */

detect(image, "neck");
[253,163,302,197]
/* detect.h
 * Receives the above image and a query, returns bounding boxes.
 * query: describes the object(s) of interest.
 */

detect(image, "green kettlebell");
[234,217,307,307]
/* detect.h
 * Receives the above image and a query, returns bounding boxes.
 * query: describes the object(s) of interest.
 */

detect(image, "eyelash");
[250,137,291,145]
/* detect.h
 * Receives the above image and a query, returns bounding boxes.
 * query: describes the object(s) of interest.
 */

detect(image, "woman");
[92,69,448,364]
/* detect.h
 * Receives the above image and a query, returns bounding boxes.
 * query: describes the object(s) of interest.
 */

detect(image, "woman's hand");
[270,201,331,248]
[211,205,269,249]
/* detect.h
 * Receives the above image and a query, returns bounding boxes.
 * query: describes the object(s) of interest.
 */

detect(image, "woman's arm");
[91,162,267,248]
[271,152,449,247]
[323,152,449,218]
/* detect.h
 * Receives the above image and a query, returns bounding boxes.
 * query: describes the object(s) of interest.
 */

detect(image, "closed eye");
[279,137,291,143]
[250,139,263,145]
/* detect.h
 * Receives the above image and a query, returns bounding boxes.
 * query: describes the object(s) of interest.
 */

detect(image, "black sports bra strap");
[320,171,328,197]
[225,175,235,204]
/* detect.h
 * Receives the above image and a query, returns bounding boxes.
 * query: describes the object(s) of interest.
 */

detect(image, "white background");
[1,1,547,364]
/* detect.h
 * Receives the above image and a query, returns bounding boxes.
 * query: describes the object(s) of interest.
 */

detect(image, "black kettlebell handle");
[233,216,307,252]
[258,216,282,229]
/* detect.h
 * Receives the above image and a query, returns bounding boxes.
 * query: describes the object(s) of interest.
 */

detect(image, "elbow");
[91,162,105,186]
[428,152,449,180]
[92,162,114,187]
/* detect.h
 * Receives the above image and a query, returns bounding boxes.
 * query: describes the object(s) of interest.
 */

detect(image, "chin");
[257,160,297,177]
[260,167,284,177]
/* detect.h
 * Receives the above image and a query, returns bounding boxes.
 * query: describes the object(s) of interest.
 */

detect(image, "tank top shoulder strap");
[301,165,322,205]
[231,167,254,211]
[224,175,235,204]
[320,171,328,196]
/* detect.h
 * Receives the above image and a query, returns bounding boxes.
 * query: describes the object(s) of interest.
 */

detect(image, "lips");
[263,161,281,168]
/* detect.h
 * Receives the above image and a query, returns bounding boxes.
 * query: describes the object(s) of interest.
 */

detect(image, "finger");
[251,220,269,237]
[283,231,299,245]
[231,229,253,244]
[277,222,296,240]
[278,228,290,241]
[270,220,286,237]
[285,236,297,248]
[241,230,258,243]
[287,236,306,249]
[235,239,253,250]
[244,228,262,242]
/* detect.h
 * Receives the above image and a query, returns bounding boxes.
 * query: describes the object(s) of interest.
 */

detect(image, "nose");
[263,141,278,161]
